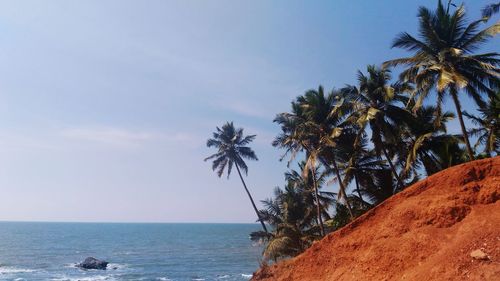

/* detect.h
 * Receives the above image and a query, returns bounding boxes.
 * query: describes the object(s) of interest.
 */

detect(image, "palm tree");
[463,91,500,157]
[205,122,268,234]
[285,162,336,233]
[357,168,398,205]
[273,87,356,233]
[252,183,321,261]
[384,0,500,161]
[341,135,387,203]
[272,101,329,235]
[402,106,461,176]
[342,65,413,188]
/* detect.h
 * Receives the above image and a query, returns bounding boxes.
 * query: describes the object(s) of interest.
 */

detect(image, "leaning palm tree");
[402,105,461,176]
[341,135,387,204]
[342,65,414,188]
[205,122,268,234]
[295,87,356,220]
[273,87,356,234]
[384,0,500,161]
[272,102,329,235]
[285,162,336,231]
[463,90,500,157]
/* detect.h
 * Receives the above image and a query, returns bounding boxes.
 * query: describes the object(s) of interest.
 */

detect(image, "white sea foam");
[51,275,118,281]
[107,263,129,271]
[0,266,37,274]
[216,275,230,279]
[63,263,78,269]
[241,273,253,279]
[156,278,172,281]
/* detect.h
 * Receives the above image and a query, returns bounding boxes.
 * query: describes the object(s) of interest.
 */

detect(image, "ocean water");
[0,222,263,281]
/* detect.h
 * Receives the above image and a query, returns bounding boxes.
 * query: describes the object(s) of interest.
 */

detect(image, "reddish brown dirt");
[252,157,500,281]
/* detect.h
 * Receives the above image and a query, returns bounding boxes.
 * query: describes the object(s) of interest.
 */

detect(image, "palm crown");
[205,122,269,234]
[205,122,258,178]
[384,0,500,160]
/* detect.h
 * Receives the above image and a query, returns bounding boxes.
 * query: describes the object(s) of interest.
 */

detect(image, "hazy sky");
[0,0,497,223]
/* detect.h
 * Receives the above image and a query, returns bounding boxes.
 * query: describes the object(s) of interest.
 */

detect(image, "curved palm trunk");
[234,163,269,234]
[373,120,404,189]
[381,145,403,190]
[311,168,325,237]
[422,149,443,175]
[450,88,475,161]
[354,173,364,202]
[331,158,354,219]
[486,128,493,157]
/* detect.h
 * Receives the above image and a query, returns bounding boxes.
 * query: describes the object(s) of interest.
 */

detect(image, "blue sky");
[0,0,497,222]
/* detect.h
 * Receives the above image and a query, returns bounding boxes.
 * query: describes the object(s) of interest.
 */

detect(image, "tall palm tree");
[341,135,387,203]
[402,105,459,176]
[273,87,355,233]
[285,162,336,232]
[296,87,356,220]
[205,122,268,234]
[342,65,413,188]
[384,0,500,160]
[272,101,329,235]
[463,91,500,157]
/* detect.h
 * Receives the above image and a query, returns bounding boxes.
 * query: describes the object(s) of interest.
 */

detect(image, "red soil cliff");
[252,157,500,281]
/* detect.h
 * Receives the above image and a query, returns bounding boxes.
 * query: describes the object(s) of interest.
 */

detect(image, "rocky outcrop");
[77,257,108,270]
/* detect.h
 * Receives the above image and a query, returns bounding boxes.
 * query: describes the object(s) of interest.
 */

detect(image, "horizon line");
[0,219,262,224]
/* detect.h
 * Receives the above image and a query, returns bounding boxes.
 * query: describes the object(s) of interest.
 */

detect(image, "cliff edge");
[253,157,500,281]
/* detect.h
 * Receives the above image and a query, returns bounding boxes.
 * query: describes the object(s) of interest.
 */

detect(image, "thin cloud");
[219,102,272,119]
[61,128,155,145]
[60,127,201,147]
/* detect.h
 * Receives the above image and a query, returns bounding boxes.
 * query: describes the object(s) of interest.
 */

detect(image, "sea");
[0,222,264,281]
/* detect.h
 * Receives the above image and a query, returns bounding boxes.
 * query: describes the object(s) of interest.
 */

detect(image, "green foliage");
[384,0,500,160]
[251,176,330,261]
[205,122,258,178]
[464,91,500,156]
[201,0,500,264]
[205,122,269,233]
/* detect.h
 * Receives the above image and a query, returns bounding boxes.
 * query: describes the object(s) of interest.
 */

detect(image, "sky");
[0,0,498,223]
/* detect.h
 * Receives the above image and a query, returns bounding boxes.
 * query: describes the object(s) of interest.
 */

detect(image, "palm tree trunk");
[381,145,403,189]
[234,163,269,234]
[310,167,325,237]
[354,174,364,201]
[374,121,404,189]
[450,88,475,161]
[486,128,493,157]
[331,158,354,219]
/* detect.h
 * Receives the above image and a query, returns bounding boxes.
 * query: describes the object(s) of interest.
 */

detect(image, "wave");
[241,273,253,279]
[51,275,118,281]
[0,266,37,274]
[106,263,129,271]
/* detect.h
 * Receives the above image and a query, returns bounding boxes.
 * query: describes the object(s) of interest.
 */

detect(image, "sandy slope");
[252,157,500,281]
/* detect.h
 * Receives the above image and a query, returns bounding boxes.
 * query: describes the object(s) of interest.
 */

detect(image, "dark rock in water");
[77,257,108,270]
